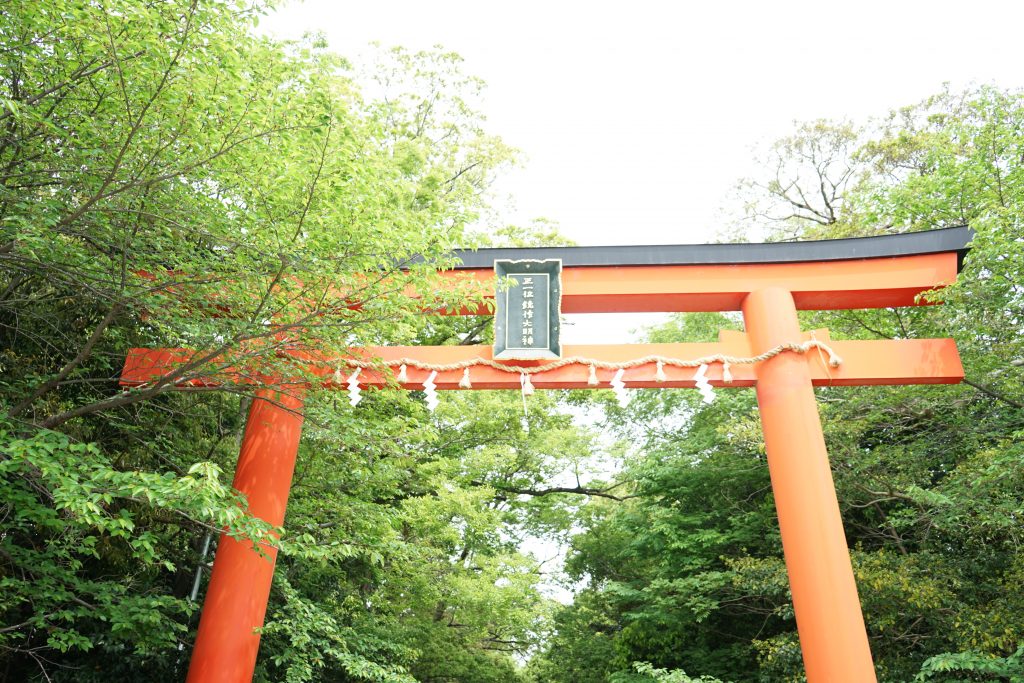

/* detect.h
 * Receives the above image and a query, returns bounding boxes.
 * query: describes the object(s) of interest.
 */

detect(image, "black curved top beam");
[449,226,973,272]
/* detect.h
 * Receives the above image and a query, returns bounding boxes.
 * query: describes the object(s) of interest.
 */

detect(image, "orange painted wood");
[186,389,304,683]
[121,336,964,391]
[743,288,877,682]
[138,252,960,317]
[441,252,959,313]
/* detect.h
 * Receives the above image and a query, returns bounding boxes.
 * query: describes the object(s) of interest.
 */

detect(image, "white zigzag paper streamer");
[347,368,362,407]
[423,370,439,412]
[346,368,362,405]
[610,368,629,408]
[693,363,715,404]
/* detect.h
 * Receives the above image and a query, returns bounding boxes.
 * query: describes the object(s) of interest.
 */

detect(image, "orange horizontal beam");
[121,336,963,391]
[441,252,959,314]
[137,252,960,318]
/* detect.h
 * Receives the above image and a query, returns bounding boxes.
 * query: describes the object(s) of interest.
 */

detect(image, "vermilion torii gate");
[121,227,971,683]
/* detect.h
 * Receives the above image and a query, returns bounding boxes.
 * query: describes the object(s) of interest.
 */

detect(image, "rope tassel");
[655,359,667,382]
[807,337,843,368]
[396,364,408,383]
[588,364,599,386]
[459,367,472,389]
[519,374,531,430]
[722,360,733,384]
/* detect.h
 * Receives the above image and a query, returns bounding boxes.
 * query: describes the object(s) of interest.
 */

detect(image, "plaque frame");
[493,259,562,360]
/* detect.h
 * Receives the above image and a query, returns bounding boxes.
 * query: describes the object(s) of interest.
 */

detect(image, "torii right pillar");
[744,287,876,682]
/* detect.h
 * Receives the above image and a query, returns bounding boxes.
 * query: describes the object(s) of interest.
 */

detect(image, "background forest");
[1,2,1023,682]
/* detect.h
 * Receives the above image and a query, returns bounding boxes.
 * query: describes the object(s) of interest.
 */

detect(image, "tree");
[0,1,534,679]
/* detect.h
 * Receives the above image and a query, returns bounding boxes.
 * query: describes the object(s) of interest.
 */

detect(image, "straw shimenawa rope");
[330,340,842,382]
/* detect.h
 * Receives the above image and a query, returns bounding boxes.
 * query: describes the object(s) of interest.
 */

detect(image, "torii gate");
[121,227,971,683]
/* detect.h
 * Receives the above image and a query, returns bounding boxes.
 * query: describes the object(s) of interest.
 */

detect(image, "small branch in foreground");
[962,377,1024,410]
[481,482,635,502]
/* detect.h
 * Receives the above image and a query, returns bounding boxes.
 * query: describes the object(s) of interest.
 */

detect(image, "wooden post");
[186,388,304,683]
[742,288,877,683]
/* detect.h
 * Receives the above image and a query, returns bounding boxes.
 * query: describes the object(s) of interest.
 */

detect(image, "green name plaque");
[493,259,562,361]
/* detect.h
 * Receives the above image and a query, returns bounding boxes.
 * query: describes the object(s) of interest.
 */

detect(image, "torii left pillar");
[186,388,305,683]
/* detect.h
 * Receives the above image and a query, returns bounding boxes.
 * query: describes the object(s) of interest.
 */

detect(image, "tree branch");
[962,377,1024,410]
[7,302,124,418]
[486,482,634,501]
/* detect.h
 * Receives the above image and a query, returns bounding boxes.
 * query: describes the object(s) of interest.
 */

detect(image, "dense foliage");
[0,2,581,681]
[2,2,1023,682]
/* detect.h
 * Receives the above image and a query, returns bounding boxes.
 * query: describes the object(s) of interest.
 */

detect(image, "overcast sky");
[263,0,1024,342]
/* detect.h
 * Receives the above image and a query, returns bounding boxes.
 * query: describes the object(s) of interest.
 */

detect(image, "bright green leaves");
[915,646,1024,682]
[0,2,521,677]
[247,383,594,682]
[0,423,222,666]
[620,662,729,683]
[0,0,512,431]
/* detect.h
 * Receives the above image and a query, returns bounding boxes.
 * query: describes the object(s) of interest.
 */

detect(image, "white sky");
[263,0,1024,343]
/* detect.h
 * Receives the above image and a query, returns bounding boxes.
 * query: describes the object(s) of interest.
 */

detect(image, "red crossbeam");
[121,336,964,391]
[440,252,959,313]
[135,252,959,319]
